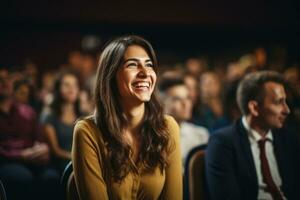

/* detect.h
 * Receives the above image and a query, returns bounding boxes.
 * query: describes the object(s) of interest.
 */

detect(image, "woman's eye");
[127,63,138,67]
[146,63,153,67]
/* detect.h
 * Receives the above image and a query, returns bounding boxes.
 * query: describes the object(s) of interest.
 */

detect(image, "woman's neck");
[60,102,77,124]
[122,101,145,133]
[121,102,145,163]
[61,102,75,113]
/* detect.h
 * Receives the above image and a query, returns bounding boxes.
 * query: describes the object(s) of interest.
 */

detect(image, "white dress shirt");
[242,116,285,200]
[180,121,209,165]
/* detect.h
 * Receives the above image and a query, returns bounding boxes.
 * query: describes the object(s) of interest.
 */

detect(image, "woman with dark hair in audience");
[71,35,182,200]
[192,71,224,131]
[42,70,81,173]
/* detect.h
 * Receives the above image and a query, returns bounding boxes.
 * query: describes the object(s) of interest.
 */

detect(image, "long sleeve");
[72,120,109,200]
[160,116,183,200]
[205,133,241,200]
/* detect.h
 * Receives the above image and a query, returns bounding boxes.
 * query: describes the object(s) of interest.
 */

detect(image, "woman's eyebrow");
[124,58,152,63]
[145,59,153,63]
[124,58,139,63]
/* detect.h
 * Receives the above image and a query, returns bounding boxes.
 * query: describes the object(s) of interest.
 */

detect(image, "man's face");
[258,82,290,129]
[164,85,192,122]
[184,75,198,104]
[14,84,30,104]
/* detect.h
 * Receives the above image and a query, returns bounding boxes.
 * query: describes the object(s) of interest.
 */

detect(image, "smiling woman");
[117,45,157,105]
[71,35,182,200]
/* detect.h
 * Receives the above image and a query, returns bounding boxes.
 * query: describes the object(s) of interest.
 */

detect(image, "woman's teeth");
[133,82,150,88]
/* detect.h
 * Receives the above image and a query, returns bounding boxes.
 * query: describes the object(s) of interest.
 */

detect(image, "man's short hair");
[158,77,185,93]
[236,70,287,115]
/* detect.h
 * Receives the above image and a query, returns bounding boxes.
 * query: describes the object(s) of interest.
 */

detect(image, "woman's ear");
[248,100,259,117]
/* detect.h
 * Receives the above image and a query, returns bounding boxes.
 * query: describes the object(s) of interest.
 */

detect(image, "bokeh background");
[1,1,300,199]
[1,0,300,70]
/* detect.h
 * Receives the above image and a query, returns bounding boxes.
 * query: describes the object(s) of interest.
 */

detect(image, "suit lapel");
[236,120,258,183]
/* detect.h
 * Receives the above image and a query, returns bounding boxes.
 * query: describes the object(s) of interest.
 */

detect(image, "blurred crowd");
[1,45,300,199]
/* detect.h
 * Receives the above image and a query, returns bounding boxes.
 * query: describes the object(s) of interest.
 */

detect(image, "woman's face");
[116,45,157,104]
[184,75,198,104]
[199,72,221,98]
[60,74,80,103]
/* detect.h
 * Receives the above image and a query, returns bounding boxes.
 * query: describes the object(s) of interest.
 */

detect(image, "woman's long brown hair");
[94,35,172,182]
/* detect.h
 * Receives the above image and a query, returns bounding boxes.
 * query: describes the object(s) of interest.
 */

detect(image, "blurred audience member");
[38,71,55,114]
[13,79,31,104]
[192,71,224,130]
[254,47,267,70]
[183,73,199,106]
[79,88,94,116]
[23,60,39,88]
[13,79,37,110]
[284,67,300,108]
[0,69,60,200]
[159,77,209,164]
[283,67,300,134]
[239,54,257,72]
[185,57,207,77]
[226,62,245,83]
[68,50,83,71]
[81,53,97,88]
[212,79,241,131]
[41,70,81,173]
[67,50,97,88]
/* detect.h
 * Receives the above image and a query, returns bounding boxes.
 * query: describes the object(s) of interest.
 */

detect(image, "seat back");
[66,172,80,200]
[0,180,7,200]
[61,161,79,200]
[184,144,207,200]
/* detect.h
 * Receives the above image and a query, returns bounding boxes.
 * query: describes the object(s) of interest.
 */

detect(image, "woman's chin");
[134,95,151,103]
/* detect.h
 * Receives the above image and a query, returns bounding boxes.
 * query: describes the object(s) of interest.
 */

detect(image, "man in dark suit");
[205,71,300,200]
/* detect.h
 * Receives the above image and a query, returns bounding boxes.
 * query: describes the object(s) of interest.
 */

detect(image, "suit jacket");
[205,119,300,200]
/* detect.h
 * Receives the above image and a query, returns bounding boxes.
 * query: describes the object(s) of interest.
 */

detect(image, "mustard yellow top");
[71,115,182,200]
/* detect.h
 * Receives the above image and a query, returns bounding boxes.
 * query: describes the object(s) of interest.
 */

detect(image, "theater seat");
[61,161,79,200]
[0,179,7,200]
[184,144,208,200]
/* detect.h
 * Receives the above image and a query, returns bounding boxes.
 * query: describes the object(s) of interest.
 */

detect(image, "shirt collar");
[242,116,273,142]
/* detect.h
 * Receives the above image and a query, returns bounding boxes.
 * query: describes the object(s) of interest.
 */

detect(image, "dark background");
[1,0,299,69]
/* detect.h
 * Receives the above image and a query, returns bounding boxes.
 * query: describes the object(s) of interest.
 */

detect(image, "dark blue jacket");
[205,119,300,200]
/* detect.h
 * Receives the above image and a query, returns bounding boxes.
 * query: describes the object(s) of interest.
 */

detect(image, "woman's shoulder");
[163,115,180,140]
[164,114,179,129]
[73,115,109,152]
[75,115,97,130]
[163,115,180,154]
[74,115,100,138]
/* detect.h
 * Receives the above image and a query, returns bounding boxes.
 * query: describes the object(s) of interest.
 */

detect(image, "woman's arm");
[72,120,109,200]
[44,124,71,160]
[160,116,183,200]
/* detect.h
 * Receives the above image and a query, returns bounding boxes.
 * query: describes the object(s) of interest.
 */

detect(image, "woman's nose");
[138,65,149,77]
